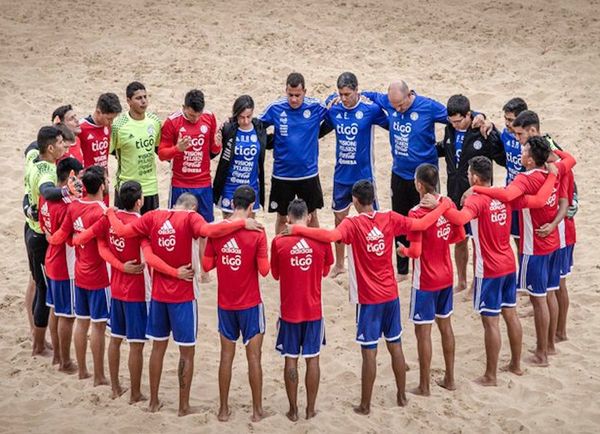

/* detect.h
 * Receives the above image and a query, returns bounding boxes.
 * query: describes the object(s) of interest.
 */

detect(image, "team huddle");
[22,72,577,420]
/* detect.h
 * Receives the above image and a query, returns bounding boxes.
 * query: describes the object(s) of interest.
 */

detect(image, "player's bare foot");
[474,375,497,386]
[436,377,456,391]
[178,405,198,417]
[329,266,346,278]
[45,340,53,350]
[306,408,317,419]
[555,333,568,343]
[217,405,231,422]
[94,376,109,387]
[129,393,147,404]
[500,363,524,376]
[111,385,128,399]
[409,386,430,396]
[455,282,467,293]
[32,347,53,357]
[526,354,549,367]
[397,392,408,407]
[547,347,558,356]
[286,407,299,422]
[353,404,370,415]
[148,400,163,413]
[78,370,91,380]
[52,355,60,365]
[251,408,270,422]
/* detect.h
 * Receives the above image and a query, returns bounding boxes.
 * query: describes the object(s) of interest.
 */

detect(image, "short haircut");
[175,192,198,210]
[97,92,122,114]
[51,104,73,122]
[37,126,63,153]
[126,81,146,99]
[351,180,375,206]
[415,163,438,192]
[468,156,493,183]
[233,185,256,210]
[286,72,305,89]
[502,97,528,115]
[287,198,308,221]
[184,89,205,112]
[337,72,358,90]
[512,110,539,130]
[118,180,143,211]
[56,157,83,183]
[447,94,470,117]
[55,123,75,143]
[526,136,551,167]
[81,165,105,195]
[231,94,255,122]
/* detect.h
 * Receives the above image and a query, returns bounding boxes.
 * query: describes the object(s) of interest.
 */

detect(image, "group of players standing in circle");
[22,71,577,420]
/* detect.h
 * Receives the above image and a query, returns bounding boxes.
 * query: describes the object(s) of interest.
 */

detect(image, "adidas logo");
[179,126,186,133]
[291,238,313,255]
[158,220,176,235]
[336,113,342,119]
[414,313,421,320]
[366,227,384,242]
[358,334,365,340]
[280,111,287,117]
[276,344,283,350]
[221,238,241,254]
[480,301,486,307]
[87,133,94,140]
[73,217,85,232]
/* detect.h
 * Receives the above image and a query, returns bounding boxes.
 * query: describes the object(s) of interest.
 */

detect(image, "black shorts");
[391,173,421,275]
[25,227,50,328]
[268,175,324,215]
[25,222,34,275]
[114,188,159,215]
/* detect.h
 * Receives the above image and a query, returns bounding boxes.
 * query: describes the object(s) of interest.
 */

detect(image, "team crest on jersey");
[200,125,208,134]
[221,238,242,271]
[270,201,278,210]
[355,110,364,120]
[103,127,109,135]
[490,200,507,225]
[158,220,176,252]
[222,198,231,208]
[251,134,257,142]
[147,125,155,135]
[473,140,483,150]
[303,109,311,118]
[365,227,385,256]
[290,238,313,271]
[410,112,419,121]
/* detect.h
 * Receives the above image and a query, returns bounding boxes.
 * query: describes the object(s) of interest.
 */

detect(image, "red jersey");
[130,209,206,303]
[338,211,411,305]
[60,199,109,290]
[463,193,516,278]
[79,116,111,170]
[60,137,84,165]
[205,228,268,310]
[39,196,75,281]
[159,111,219,188]
[91,212,151,302]
[271,235,333,322]
[408,199,464,291]
[557,167,576,247]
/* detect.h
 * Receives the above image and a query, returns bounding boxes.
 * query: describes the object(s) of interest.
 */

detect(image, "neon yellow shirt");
[26,158,57,233]
[111,112,161,196]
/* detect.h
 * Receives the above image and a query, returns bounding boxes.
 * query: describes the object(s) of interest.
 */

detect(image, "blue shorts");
[48,278,75,317]
[356,298,402,349]
[146,299,197,346]
[510,210,520,238]
[169,186,214,223]
[559,244,574,278]
[332,181,378,212]
[75,286,110,321]
[518,253,556,297]
[547,249,561,291]
[473,273,517,316]
[409,286,453,324]
[219,184,261,212]
[45,277,54,308]
[218,303,265,345]
[276,318,325,358]
[109,299,148,342]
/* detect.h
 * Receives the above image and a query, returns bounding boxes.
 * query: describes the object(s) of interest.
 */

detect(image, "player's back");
[39,196,74,281]
[272,234,333,323]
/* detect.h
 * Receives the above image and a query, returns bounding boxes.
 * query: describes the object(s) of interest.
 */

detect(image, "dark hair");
[184,89,205,112]
[351,180,375,206]
[230,95,255,123]
[286,72,305,89]
[175,192,198,210]
[126,81,146,99]
[468,156,493,183]
[233,185,256,210]
[502,97,528,116]
[526,136,551,167]
[287,198,308,221]
[337,72,358,90]
[55,123,75,143]
[51,104,73,122]
[81,165,105,195]
[415,163,438,192]
[447,94,470,117]
[37,126,63,153]
[512,110,539,130]
[97,92,122,114]
[118,180,143,211]
[56,157,83,183]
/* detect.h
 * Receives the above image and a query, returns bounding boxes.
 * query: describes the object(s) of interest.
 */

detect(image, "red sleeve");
[108,208,145,237]
[406,210,421,242]
[406,199,451,232]
[142,244,178,278]
[202,238,217,272]
[323,242,334,277]
[194,216,245,238]
[473,183,524,202]
[257,231,268,258]
[554,150,576,172]
[48,207,75,244]
[73,216,108,245]
[97,237,125,272]
[448,223,466,245]
[158,118,181,161]
[292,225,342,243]
[270,238,280,280]
[444,205,476,226]
[257,257,270,277]
[400,240,422,258]
[209,114,221,155]
[518,173,557,209]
